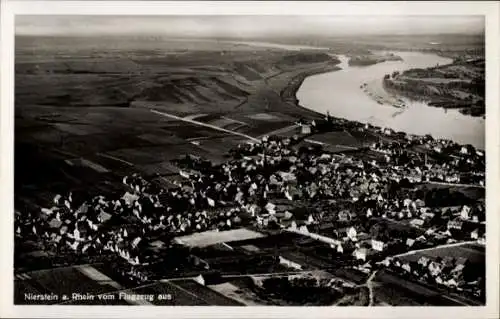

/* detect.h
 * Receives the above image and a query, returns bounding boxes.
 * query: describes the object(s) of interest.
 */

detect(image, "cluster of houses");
[16,115,485,289]
[268,198,485,265]
[318,117,484,186]
[231,135,485,243]
[14,169,255,283]
[381,255,483,298]
[14,190,155,282]
[287,221,386,263]
[226,134,485,274]
[368,138,484,186]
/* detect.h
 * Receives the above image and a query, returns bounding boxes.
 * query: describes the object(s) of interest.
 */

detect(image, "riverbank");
[295,51,484,149]
[360,80,406,109]
[280,64,342,110]
[382,58,485,118]
[16,37,485,210]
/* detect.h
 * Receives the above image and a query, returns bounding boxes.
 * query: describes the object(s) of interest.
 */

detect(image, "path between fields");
[423,181,484,189]
[160,270,319,282]
[304,138,361,150]
[258,124,299,138]
[365,270,378,306]
[330,269,378,306]
[390,240,478,259]
[151,109,260,143]
[259,124,363,150]
[97,153,134,166]
[166,280,216,305]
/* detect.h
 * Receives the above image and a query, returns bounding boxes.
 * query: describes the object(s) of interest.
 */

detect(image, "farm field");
[208,281,262,306]
[308,131,363,148]
[13,31,488,307]
[372,270,467,306]
[14,279,54,305]
[416,183,485,201]
[173,279,244,306]
[15,37,341,214]
[228,231,351,271]
[230,232,312,250]
[330,268,369,285]
[129,281,209,305]
[173,228,267,248]
[335,287,370,306]
[209,276,278,305]
[399,243,485,266]
[14,265,122,304]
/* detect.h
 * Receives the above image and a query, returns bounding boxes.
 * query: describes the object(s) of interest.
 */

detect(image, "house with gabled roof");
[298,225,309,234]
[435,276,444,285]
[371,239,386,252]
[410,218,425,227]
[338,210,355,222]
[470,228,485,240]
[418,256,431,267]
[447,220,463,230]
[425,226,438,236]
[353,247,377,261]
[402,261,412,273]
[347,226,358,241]
[353,248,368,261]
[406,238,416,248]
[415,234,427,243]
[428,261,443,277]
[460,205,472,220]
[444,278,459,288]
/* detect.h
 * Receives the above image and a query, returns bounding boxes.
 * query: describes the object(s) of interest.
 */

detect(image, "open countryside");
[14,15,486,306]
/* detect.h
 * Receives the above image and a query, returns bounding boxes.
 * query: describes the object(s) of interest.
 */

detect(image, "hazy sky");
[16,15,485,37]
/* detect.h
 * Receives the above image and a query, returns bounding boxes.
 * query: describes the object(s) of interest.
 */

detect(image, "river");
[184,39,485,149]
[296,52,485,149]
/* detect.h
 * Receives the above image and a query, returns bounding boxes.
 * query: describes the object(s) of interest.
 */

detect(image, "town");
[14,113,485,306]
[12,14,488,307]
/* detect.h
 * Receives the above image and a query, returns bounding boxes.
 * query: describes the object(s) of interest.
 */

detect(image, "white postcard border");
[1,1,498,318]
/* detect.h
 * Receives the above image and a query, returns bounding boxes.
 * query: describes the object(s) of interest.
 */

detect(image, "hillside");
[16,41,339,115]
[15,37,343,206]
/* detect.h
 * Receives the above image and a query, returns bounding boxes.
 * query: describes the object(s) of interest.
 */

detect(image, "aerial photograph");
[14,14,486,306]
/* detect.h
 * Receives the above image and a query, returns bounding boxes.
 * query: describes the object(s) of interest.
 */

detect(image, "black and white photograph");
[1,1,499,318]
